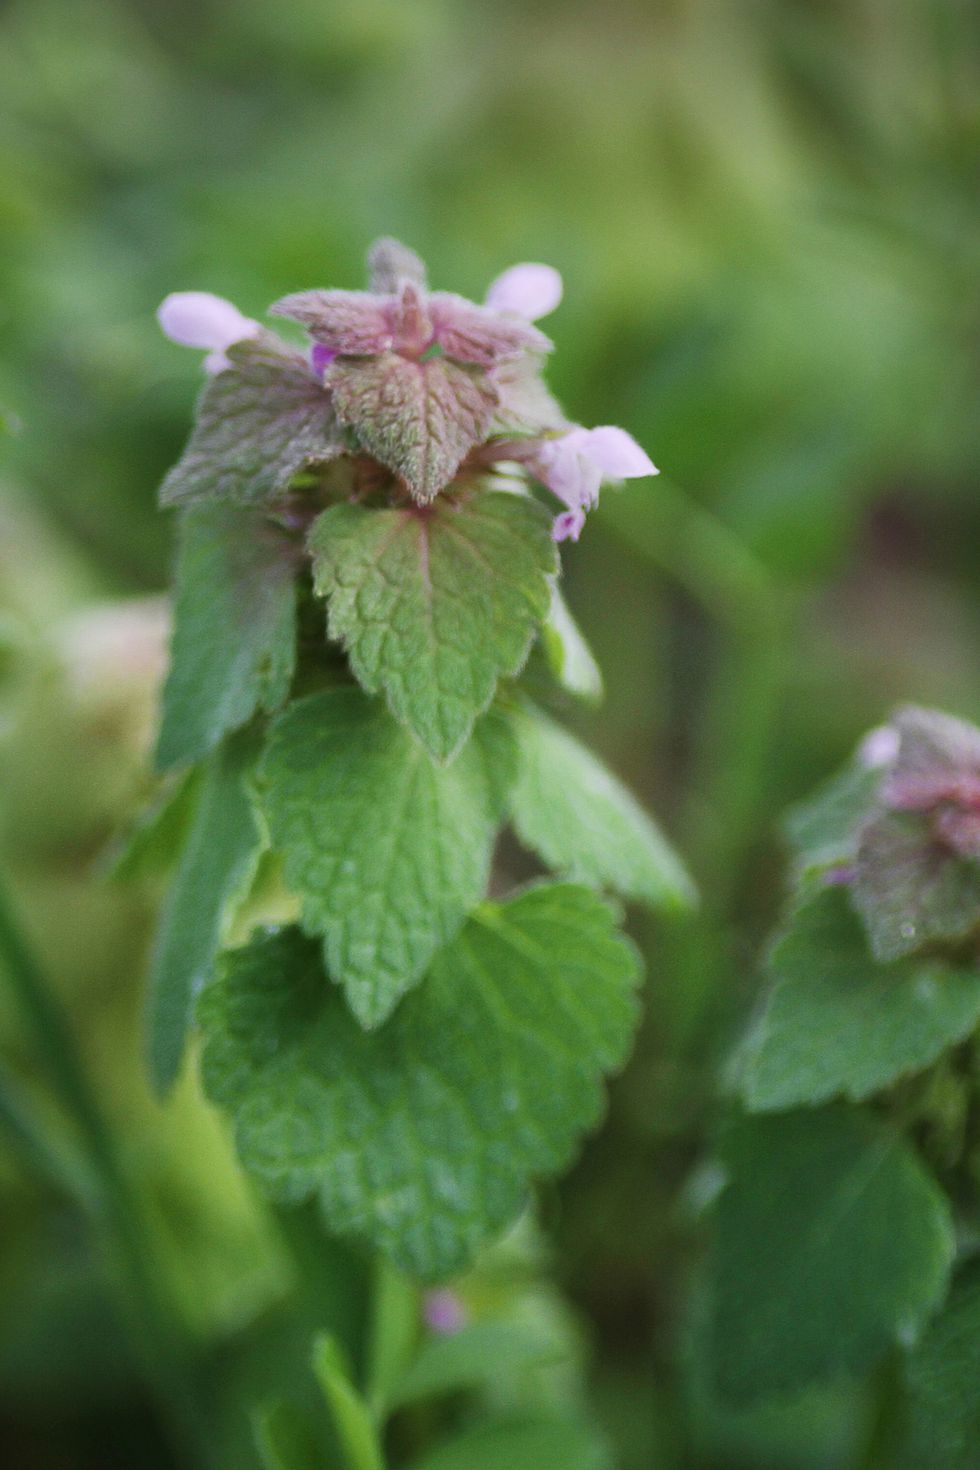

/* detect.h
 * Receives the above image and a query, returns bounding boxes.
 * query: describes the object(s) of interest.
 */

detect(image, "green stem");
[600,479,783,882]
[856,1350,903,1470]
[0,1068,95,1201]
[599,480,787,1043]
[0,871,215,1470]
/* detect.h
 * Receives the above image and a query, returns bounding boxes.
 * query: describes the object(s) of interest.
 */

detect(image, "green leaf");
[900,1259,980,1470]
[160,334,344,508]
[742,886,980,1111]
[308,491,556,761]
[853,809,980,963]
[782,757,883,879]
[708,1106,953,1405]
[147,730,265,1094]
[510,705,696,913]
[539,586,603,704]
[409,1418,611,1470]
[198,884,640,1279]
[253,1400,323,1470]
[326,353,498,502]
[258,688,513,1028]
[312,1335,384,1470]
[156,505,298,770]
[107,768,201,882]
[389,1321,565,1410]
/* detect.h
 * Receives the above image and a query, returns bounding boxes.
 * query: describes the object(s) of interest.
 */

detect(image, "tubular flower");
[157,292,260,374]
[508,424,658,541]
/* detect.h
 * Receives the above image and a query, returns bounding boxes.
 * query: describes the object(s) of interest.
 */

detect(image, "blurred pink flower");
[423,1289,468,1335]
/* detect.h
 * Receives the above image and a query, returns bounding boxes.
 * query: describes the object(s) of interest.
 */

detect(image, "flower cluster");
[158,238,656,540]
[816,706,980,962]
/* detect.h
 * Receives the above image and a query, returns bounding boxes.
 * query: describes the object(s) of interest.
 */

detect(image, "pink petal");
[202,350,233,375]
[859,725,900,769]
[157,292,258,352]
[534,434,602,508]
[428,293,552,366]
[583,426,657,480]
[552,507,587,542]
[485,263,563,321]
[311,343,338,377]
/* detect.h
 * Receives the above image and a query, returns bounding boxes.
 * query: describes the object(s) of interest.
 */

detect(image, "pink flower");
[524,425,658,541]
[157,292,260,374]
[484,263,563,321]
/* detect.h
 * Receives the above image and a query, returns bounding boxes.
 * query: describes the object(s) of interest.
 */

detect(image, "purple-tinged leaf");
[326,352,499,502]
[160,333,344,508]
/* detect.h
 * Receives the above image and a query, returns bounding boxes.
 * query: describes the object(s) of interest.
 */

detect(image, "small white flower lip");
[859,724,901,769]
[584,426,657,479]
[484,263,563,321]
[157,291,259,353]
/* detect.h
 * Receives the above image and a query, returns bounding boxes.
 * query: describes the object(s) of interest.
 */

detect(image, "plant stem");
[0,1067,95,1201]
[0,870,215,1469]
[856,1350,903,1470]
[599,480,787,1045]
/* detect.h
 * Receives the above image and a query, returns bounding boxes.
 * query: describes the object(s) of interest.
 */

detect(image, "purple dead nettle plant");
[158,237,656,541]
[148,236,693,1323]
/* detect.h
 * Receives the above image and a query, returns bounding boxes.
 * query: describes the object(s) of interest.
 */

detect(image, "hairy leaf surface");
[156,505,297,769]
[258,688,513,1027]
[309,493,555,760]
[160,335,344,508]
[326,353,497,502]
[198,885,640,1279]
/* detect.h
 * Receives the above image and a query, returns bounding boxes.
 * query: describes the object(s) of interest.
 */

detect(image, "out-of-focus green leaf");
[510,705,696,912]
[900,1260,980,1470]
[389,1320,565,1409]
[539,586,603,705]
[156,504,298,770]
[107,768,201,882]
[308,492,555,761]
[312,1334,384,1470]
[147,729,264,1094]
[198,885,640,1279]
[708,1106,953,1404]
[782,758,883,879]
[742,886,980,1110]
[253,1399,323,1470]
[408,1416,612,1470]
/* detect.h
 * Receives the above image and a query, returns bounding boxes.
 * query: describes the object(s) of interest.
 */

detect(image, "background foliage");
[0,1,978,1467]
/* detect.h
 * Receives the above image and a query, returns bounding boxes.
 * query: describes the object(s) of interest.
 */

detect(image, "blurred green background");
[1,1,978,1466]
